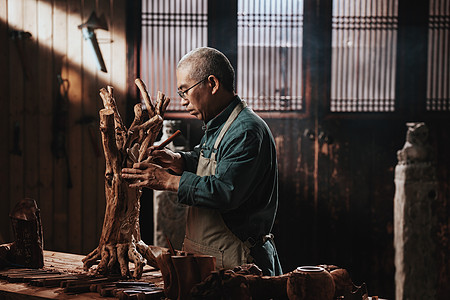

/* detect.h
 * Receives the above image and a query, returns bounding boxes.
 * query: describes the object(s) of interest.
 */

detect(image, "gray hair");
[177,47,235,92]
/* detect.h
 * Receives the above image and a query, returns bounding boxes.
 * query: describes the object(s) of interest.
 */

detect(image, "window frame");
[131,0,450,121]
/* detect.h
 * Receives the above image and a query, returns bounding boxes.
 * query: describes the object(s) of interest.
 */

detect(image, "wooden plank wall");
[0,0,127,255]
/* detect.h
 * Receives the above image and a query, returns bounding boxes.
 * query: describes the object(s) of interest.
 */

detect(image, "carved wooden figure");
[82,79,170,279]
[0,198,44,269]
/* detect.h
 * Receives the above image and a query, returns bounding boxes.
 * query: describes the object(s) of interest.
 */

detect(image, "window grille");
[237,0,304,112]
[427,0,450,111]
[141,0,207,111]
[331,0,398,112]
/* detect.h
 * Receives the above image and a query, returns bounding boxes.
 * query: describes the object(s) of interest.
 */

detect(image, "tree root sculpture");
[82,79,170,279]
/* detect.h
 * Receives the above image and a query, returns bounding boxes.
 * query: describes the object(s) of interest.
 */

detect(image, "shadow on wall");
[0,0,129,256]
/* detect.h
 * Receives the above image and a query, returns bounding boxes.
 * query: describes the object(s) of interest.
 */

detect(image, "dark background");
[1,1,449,299]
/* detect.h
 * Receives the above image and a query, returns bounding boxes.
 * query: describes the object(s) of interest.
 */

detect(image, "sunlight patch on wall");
[2,0,127,96]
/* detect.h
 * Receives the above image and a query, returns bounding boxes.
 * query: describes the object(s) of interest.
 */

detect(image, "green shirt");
[178,96,278,246]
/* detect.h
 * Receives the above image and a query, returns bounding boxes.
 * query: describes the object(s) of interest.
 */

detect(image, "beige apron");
[182,101,250,269]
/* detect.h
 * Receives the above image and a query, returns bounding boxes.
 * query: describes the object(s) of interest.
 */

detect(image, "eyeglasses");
[177,77,209,99]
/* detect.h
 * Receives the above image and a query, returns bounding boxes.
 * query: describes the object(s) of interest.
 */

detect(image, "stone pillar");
[394,122,438,300]
[153,120,188,250]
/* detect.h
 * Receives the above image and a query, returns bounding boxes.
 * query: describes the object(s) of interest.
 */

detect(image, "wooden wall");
[0,0,127,255]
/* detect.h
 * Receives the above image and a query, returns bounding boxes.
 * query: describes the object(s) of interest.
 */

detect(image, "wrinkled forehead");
[176,61,191,73]
[177,59,195,75]
[176,66,192,88]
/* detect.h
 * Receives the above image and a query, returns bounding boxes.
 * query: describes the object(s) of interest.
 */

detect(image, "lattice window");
[427,0,450,111]
[237,0,304,112]
[330,0,398,112]
[141,0,207,111]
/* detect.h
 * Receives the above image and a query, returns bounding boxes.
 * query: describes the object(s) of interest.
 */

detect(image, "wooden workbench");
[0,250,164,299]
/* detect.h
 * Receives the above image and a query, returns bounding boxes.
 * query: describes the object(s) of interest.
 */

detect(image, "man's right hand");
[145,147,185,175]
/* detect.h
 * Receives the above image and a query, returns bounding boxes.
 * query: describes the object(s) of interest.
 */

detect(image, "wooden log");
[30,275,79,287]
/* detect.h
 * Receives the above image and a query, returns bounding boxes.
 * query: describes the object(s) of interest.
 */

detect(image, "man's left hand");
[121,162,180,192]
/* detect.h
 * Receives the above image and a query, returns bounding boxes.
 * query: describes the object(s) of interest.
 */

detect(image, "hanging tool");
[78,12,109,72]
[52,75,72,188]
[9,30,32,80]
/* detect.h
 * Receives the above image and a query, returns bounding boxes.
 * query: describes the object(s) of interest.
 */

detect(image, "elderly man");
[122,47,282,276]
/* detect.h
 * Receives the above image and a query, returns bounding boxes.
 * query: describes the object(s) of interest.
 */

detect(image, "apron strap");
[212,101,247,151]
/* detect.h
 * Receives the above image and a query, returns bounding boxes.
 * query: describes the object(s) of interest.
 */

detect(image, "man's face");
[176,67,211,121]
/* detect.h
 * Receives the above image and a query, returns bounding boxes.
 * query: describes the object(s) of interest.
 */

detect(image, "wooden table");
[0,250,163,299]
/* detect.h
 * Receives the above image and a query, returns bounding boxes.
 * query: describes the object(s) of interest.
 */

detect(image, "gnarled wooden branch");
[83,79,171,279]
[135,78,156,118]
[99,87,127,150]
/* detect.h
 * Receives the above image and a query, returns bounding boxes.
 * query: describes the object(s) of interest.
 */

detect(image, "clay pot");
[194,255,216,281]
[157,253,179,300]
[172,255,201,300]
[330,268,354,298]
[287,266,335,300]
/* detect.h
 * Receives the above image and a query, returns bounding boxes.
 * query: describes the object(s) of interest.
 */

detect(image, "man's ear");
[208,75,220,95]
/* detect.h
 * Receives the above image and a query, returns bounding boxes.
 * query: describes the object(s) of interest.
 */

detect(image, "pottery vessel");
[157,253,179,300]
[194,255,216,281]
[287,266,335,300]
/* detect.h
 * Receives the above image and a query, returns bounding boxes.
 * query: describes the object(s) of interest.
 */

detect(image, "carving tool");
[166,235,176,256]
[154,130,181,150]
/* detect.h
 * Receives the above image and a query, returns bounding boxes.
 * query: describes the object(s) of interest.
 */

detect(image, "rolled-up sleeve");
[178,171,201,203]
[178,145,201,173]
